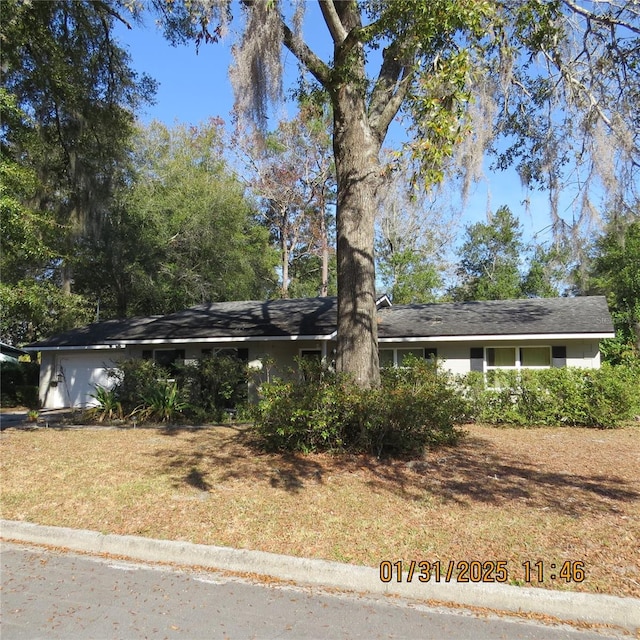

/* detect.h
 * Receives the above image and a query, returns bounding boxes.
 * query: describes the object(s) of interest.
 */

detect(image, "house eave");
[28,331,615,352]
[378,332,616,343]
[23,344,127,352]
[28,334,335,351]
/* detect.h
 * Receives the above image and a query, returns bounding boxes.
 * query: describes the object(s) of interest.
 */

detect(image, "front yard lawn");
[1,422,638,598]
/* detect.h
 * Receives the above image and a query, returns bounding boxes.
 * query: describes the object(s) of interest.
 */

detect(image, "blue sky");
[113,14,558,246]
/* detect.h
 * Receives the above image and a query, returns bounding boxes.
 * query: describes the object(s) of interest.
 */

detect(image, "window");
[300,349,322,362]
[379,349,395,368]
[202,348,249,362]
[487,347,516,368]
[152,349,185,374]
[379,347,433,367]
[475,346,555,377]
[298,349,323,381]
[520,346,551,367]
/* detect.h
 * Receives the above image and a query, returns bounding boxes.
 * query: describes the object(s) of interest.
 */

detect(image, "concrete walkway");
[0,408,78,430]
[1,520,638,634]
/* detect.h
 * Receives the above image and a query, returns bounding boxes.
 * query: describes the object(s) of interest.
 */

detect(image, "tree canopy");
[586,216,640,360]
[73,120,279,318]
[0,0,154,343]
[152,0,640,386]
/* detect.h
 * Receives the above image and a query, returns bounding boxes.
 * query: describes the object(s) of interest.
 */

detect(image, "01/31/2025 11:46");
[379,560,586,584]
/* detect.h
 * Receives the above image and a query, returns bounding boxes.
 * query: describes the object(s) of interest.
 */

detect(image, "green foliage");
[1,0,154,340]
[450,206,569,301]
[109,359,168,416]
[177,354,248,422]
[240,111,336,298]
[377,247,442,304]
[0,360,39,408]
[135,381,188,424]
[0,91,56,282]
[599,334,639,367]
[451,206,525,301]
[105,359,187,424]
[588,218,640,360]
[287,254,337,298]
[74,121,278,318]
[463,365,640,428]
[253,357,463,456]
[106,355,248,424]
[86,386,124,423]
[0,280,92,346]
[521,244,570,299]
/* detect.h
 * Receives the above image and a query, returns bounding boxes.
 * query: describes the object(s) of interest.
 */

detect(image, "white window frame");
[484,345,552,387]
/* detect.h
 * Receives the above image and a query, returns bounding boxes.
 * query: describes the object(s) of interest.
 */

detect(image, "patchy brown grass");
[1,423,638,598]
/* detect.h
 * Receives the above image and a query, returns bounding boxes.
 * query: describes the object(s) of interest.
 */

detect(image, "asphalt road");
[1,542,626,640]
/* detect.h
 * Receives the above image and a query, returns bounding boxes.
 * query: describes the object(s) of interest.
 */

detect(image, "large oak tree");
[1,0,155,343]
[152,0,639,387]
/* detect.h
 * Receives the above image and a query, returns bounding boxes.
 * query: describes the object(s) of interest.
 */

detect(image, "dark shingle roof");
[26,298,338,348]
[25,296,613,349]
[378,297,614,338]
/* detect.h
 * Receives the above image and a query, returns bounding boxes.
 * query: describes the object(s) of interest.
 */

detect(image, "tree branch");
[368,42,415,142]
[319,0,347,43]
[561,0,640,36]
[281,20,331,87]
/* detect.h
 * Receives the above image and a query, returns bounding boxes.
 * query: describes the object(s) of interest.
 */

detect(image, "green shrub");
[462,364,639,428]
[252,361,355,453]
[0,361,40,407]
[109,359,169,415]
[13,384,39,409]
[253,357,464,456]
[106,355,248,425]
[177,355,248,422]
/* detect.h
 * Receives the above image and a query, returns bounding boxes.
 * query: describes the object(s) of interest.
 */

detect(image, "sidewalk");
[1,519,638,634]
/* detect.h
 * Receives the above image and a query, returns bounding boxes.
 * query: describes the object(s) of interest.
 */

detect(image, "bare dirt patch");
[1,423,638,597]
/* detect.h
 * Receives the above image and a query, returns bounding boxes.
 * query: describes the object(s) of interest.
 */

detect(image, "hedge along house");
[25,296,615,410]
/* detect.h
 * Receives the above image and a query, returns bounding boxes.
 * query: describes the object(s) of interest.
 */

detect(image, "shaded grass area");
[1,423,639,597]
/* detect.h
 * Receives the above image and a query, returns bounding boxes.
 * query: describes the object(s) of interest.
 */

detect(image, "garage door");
[52,354,119,409]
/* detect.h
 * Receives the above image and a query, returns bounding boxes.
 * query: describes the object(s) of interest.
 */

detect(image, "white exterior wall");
[37,337,603,409]
[381,339,603,375]
[566,340,601,368]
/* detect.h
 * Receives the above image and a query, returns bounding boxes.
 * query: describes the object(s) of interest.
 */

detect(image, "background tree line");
[1,0,638,368]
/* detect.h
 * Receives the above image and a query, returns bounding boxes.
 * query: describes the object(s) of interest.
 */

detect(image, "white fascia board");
[115,334,333,345]
[25,344,127,352]
[28,335,334,351]
[378,332,615,343]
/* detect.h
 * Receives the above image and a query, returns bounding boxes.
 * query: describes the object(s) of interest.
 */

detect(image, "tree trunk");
[281,207,289,298]
[61,263,73,295]
[332,84,381,388]
[632,319,640,355]
[320,199,329,297]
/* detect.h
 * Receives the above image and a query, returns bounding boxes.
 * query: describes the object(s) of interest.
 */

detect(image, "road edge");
[2,519,638,632]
